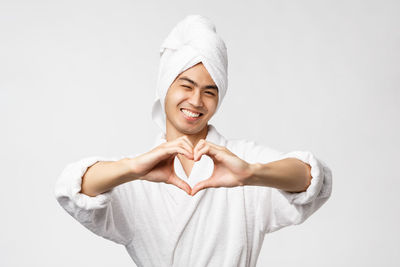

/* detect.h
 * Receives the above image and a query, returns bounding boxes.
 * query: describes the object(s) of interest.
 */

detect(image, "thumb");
[191,178,214,196]
[169,173,192,195]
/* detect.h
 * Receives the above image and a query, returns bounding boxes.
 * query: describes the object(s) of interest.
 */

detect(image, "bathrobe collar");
[153,123,223,148]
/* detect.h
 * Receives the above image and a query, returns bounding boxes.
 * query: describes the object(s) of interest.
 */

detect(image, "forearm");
[80,158,136,197]
[245,158,312,193]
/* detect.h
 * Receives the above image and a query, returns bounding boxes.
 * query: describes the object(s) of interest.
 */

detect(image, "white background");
[1,0,399,266]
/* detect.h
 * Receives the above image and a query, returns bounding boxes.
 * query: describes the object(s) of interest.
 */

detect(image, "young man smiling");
[55,15,332,267]
[164,62,219,181]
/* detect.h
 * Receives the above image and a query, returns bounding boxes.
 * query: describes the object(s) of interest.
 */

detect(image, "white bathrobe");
[54,124,332,267]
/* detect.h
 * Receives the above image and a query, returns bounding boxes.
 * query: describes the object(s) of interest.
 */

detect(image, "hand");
[130,136,194,195]
[190,139,254,196]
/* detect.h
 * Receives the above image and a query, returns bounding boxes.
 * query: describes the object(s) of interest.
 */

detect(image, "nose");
[188,89,203,107]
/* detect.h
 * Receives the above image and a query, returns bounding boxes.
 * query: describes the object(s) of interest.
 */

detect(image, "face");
[164,62,219,135]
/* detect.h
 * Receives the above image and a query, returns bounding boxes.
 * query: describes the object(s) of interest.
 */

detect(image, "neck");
[165,124,209,146]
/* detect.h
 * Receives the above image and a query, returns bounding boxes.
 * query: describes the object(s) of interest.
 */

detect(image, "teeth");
[182,108,201,118]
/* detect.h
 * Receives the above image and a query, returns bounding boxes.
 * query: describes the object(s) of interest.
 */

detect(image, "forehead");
[177,62,215,84]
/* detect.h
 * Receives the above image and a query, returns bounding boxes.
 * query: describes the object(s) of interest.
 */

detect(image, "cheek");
[209,99,219,112]
[165,92,185,111]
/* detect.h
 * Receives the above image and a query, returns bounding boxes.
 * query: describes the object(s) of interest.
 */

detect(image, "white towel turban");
[151,14,228,134]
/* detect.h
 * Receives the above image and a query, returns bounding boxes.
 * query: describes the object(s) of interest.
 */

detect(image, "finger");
[193,139,206,161]
[195,139,221,150]
[194,139,205,151]
[177,141,194,159]
[173,136,194,154]
[180,135,194,149]
[206,141,225,152]
[195,143,219,162]
[191,179,215,196]
[171,139,194,159]
[194,140,224,161]
[170,175,192,195]
[164,146,193,160]
[174,137,193,152]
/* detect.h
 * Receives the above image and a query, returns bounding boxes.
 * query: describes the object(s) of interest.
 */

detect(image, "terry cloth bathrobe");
[54,124,332,267]
[54,15,333,267]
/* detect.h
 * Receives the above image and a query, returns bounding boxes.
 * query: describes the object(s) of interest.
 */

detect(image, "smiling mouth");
[180,108,204,117]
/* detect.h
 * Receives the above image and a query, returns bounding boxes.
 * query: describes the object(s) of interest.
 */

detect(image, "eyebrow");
[178,76,219,92]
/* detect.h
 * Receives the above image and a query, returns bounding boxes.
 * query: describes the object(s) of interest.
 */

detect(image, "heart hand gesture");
[190,139,254,196]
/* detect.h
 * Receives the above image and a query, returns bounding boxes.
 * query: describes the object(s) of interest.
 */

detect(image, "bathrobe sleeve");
[244,141,332,234]
[54,155,135,246]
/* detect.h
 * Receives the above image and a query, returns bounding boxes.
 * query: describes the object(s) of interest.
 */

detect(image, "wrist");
[242,163,263,186]
[119,157,140,182]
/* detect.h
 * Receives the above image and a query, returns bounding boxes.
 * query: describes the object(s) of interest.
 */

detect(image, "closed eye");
[181,85,215,96]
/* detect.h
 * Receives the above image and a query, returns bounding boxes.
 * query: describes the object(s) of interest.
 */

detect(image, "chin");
[180,122,208,134]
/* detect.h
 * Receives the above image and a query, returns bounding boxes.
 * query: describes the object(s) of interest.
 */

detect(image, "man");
[54,14,332,267]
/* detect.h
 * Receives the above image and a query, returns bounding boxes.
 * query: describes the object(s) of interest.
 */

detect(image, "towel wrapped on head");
[151,14,229,134]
